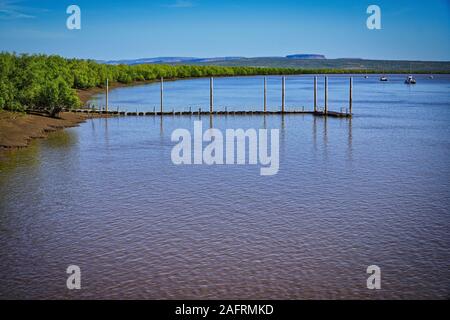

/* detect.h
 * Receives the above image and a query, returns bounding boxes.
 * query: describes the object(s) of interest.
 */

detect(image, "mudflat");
[0,111,101,150]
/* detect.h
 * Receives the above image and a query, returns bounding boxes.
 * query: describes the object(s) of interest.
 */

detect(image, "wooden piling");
[314,76,317,112]
[264,77,267,113]
[349,77,353,114]
[324,76,328,114]
[210,77,214,113]
[160,77,164,113]
[282,76,285,113]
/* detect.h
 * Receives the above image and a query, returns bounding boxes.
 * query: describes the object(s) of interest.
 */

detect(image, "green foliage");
[0,52,82,112]
[33,77,80,110]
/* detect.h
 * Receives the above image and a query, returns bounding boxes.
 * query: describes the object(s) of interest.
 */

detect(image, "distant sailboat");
[405,75,416,84]
[380,67,388,81]
[405,64,416,84]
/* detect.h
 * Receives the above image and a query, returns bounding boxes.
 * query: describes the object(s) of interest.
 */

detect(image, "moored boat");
[405,75,416,84]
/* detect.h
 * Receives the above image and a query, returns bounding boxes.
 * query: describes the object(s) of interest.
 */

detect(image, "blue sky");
[0,0,449,61]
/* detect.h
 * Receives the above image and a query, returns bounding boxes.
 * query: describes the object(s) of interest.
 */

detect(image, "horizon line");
[2,51,450,63]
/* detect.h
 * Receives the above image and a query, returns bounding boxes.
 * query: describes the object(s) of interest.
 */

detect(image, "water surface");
[1,75,449,299]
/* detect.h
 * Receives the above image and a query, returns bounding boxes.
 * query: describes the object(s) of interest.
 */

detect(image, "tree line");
[0,52,401,113]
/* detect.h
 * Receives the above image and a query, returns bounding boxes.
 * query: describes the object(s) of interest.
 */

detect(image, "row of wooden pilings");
[101,76,353,116]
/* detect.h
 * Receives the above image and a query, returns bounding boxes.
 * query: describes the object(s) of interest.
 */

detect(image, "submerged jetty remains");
[71,76,354,118]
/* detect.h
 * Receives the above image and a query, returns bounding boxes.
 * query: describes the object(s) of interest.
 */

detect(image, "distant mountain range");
[100,56,246,65]
[98,54,450,73]
[100,54,326,65]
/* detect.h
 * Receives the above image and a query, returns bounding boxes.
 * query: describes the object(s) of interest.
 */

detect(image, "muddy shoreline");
[0,111,103,156]
[0,79,142,158]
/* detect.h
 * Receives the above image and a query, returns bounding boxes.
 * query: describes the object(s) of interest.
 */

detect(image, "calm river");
[0,75,449,299]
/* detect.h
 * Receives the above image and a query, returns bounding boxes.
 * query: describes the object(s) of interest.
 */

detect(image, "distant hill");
[101,56,244,65]
[101,57,197,65]
[99,55,450,73]
[100,54,326,65]
[286,54,326,59]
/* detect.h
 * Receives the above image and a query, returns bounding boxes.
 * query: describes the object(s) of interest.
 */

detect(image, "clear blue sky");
[0,0,449,61]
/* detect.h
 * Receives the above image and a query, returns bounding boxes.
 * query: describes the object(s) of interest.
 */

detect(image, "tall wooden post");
[314,76,317,112]
[281,76,285,113]
[160,77,164,113]
[324,76,328,114]
[105,79,109,113]
[349,77,353,114]
[264,77,267,113]
[210,77,214,113]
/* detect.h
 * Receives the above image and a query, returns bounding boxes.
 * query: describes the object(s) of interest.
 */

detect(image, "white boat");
[405,64,417,84]
[405,75,416,84]
[380,76,388,81]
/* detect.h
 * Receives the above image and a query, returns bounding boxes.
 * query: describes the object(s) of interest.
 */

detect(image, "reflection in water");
[0,143,40,173]
[313,116,317,152]
[323,116,328,160]
[91,117,96,137]
[347,117,353,161]
[323,115,328,145]
[104,117,110,146]
[46,130,77,149]
[279,115,286,154]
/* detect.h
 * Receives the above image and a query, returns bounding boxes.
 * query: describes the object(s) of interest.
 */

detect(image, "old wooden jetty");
[72,76,354,118]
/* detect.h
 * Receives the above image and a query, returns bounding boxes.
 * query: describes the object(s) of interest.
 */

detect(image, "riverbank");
[0,111,102,152]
